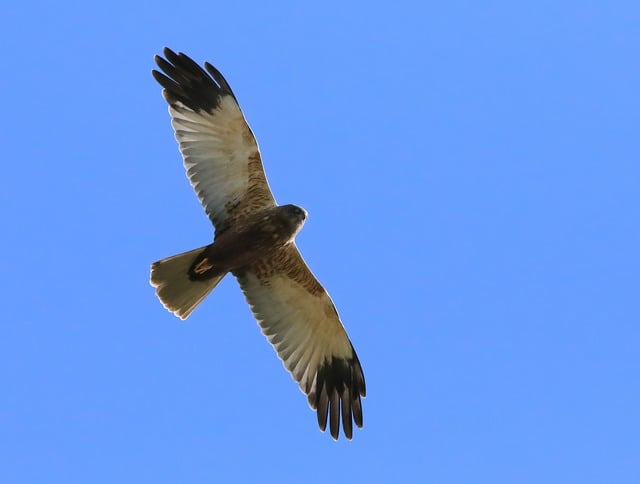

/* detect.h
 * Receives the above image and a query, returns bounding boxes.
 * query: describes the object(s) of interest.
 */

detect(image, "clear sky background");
[2,1,639,483]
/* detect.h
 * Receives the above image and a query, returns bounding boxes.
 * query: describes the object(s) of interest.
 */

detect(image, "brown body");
[189,204,306,280]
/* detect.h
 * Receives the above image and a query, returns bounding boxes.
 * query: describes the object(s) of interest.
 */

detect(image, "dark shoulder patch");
[310,345,366,440]
[152,47,237,113]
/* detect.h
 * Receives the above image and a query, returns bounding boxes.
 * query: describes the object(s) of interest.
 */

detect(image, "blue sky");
[2,1,639,482]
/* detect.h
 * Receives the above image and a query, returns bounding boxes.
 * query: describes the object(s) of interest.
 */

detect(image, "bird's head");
[279,204,308,236]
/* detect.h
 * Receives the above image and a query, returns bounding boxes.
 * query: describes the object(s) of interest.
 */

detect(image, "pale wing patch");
[234,246,365,440]
[243,271,353,385]
[169,96,275,229]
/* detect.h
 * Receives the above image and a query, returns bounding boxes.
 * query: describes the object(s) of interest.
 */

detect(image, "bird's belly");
[206,226,291,271]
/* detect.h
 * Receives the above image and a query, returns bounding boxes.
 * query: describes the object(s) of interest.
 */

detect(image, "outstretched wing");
[233,245,366,440]
[153,48,276,233]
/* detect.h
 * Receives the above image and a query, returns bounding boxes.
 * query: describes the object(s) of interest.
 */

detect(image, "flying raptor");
[150,48,365,440]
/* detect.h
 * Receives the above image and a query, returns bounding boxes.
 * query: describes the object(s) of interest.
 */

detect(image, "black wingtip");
[152,47,236,113]
[312,348,366,440]
[162,46,177,59]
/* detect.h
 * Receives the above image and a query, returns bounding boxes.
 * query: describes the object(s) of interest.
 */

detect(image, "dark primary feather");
[310,349,366,440]
[152,47,236,113]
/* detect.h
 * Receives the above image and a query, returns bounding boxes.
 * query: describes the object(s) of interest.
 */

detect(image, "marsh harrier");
[150,48,365,440]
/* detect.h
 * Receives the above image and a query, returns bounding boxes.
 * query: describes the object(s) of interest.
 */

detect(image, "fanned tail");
[150,246,226,319]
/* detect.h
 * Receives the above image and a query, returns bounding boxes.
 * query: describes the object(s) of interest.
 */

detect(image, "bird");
[150,48,365,440]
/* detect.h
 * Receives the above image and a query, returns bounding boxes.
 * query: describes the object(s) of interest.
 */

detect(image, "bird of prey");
[150,48,365,440]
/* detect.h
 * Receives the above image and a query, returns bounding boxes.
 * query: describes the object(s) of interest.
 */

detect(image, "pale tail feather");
[150,246,225,319]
